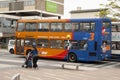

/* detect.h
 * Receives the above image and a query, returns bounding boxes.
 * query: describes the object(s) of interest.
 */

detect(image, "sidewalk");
[0,49,8,53]
[0,67,120,80]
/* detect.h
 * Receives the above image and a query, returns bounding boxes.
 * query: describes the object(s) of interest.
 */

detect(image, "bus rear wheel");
[68,53,77,62]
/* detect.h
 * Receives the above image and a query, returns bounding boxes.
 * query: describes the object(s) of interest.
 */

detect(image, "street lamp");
[40,0,43,19]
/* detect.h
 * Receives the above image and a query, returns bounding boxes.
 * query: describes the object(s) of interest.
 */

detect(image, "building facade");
[0,0,64,48]
[70,8,107,19]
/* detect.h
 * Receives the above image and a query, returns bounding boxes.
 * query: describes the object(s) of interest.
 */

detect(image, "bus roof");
[17,18,111,23]
[17,19,70,23]
[70,18,111,22]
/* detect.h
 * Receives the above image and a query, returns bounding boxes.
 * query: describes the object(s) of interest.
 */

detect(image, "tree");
[99,0,120,20]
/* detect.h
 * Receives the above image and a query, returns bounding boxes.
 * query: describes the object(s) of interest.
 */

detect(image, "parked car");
[8,40,15,54]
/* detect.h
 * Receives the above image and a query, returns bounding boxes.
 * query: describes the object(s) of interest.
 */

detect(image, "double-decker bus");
[14,18,111,62]
[111,22,120,54]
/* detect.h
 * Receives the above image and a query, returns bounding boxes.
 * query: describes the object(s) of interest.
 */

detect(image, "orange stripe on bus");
[18,19,70,23]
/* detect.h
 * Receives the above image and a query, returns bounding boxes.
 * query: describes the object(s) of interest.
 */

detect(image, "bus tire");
[68,53,77,62]
[9,49,14,54]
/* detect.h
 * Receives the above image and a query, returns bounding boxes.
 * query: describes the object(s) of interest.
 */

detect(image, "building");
[0,0,64,48]
[70,8,107,19]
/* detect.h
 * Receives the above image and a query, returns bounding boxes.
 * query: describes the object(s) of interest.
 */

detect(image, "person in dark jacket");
[32,42,39,68]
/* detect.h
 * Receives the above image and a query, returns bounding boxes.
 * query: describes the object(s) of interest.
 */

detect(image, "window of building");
[80,22,95,32]
[38,23,49,32]
[0,1,9,8]
[37,39,49,48]
[24,0,35,6]
[50,40,63,49]
[51,23,63,32]
[26,23,37,31]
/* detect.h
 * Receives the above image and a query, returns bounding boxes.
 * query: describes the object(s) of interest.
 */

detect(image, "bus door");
[88,40,98,61]
[16,39,25,55]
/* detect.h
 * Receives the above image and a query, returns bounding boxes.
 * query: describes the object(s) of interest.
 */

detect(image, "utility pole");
[40,0,43,19]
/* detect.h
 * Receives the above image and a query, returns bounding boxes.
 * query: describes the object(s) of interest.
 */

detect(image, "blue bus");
[15,18,111,62]
[66,18,111,62]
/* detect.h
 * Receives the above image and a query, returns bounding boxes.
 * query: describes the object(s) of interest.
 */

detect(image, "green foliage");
[99,0,120,20]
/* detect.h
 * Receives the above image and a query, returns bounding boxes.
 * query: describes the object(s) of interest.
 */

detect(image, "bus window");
[79,40,88,50]
[70,40,79,49]
[112,42,117,50]
[64,40,79,50]
[72,23,79,31]
[64,23,72,32]
[116,42,120,50]
[118,24,120,32]
[103,22,111,29]
[38,23,49,32]
[26,23,37,31]
[50,40,63,49]
[80,22,95,32]
[17,23,25,31]
[51,23,63,32]
[112,25,118,32]
[37,39,49,48]
[112,24,120,32]
[25,38,36,47]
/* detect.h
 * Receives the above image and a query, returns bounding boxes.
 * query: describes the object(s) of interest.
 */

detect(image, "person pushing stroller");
[22,42,39,69]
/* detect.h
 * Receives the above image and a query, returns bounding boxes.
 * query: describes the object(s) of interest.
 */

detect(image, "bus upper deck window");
[38,23,49,32]
[103,22,110,29]
[65,23,72,32]
[26,23,37,31]
[72,23,79,31]
[17,23,25,31]
[51,23,62,32]
[80,22,95,32]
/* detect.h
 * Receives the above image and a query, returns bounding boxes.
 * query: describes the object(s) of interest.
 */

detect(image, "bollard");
[11,73,20,80]
[61,64,64,69]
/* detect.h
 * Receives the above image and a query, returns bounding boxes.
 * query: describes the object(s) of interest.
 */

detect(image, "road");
[0,49,120,80]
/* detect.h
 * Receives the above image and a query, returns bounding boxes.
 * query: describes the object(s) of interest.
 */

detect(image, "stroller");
[22,51,33,68]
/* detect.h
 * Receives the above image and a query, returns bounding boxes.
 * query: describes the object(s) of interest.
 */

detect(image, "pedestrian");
[32,42,39,69]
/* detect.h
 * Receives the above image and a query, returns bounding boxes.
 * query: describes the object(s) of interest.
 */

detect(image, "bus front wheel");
[68,53,77,62]
[9,49,14,54]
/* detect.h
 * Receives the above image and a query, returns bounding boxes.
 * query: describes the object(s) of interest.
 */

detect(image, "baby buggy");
[22,51,33,68]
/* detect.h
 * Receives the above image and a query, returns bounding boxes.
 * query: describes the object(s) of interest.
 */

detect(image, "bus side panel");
[37,48,68,60]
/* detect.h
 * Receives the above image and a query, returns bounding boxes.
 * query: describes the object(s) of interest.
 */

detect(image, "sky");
[63,0,108,18]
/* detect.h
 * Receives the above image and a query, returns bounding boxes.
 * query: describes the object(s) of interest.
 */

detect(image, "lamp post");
[40,0,43,19]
